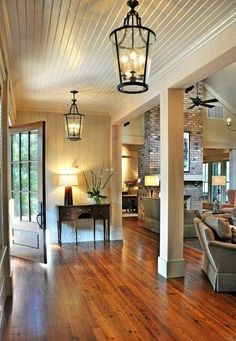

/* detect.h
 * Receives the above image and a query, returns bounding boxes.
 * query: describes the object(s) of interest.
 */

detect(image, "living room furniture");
[57,204,110,246]
[194,216,236,292]
[220,189,236,213]
[143,197,160,233]
[122,194,138,212]
[143,197,196,237]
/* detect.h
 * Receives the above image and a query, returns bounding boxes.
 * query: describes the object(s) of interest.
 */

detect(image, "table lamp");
[59,174,78,205]
[144,175,159,197]
[212,175,226,208]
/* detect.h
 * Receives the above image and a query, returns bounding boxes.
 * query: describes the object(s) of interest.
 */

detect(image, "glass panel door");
[9,122,46,263]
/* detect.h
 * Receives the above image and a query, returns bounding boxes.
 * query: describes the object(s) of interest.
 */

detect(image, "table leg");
[108,218,110,242]
[93,219,96,243]
[75,222,78,246]
[57,220,62,247]
[103,219,106,241]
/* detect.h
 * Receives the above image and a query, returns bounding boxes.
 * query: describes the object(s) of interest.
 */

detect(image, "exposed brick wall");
[138,107,160,219]
[138,86,203,219]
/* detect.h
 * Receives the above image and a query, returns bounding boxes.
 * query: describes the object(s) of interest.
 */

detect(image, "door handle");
[37,201,45,230]
[36,212,43,229]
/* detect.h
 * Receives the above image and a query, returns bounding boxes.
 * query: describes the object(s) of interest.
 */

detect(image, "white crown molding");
[203,82,236,116]
[16,106,111,116]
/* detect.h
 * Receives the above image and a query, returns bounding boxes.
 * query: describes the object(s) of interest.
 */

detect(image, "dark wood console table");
[57,204,110,246]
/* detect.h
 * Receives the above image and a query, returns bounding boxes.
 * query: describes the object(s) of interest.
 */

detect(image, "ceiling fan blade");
[201,103,215,108]
[185,85,194,93]
[187,105,196,110]
[201,98,218,103]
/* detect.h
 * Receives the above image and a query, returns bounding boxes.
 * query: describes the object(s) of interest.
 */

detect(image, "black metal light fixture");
[64,90,84,141]
[110,0,156,94]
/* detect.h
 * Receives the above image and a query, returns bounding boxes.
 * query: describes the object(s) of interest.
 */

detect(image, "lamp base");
[64,186,73,205]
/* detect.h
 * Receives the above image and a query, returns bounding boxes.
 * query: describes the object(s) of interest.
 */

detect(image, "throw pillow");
[232,207,236,218]
[203,215,232,242]
[232,226,236,244]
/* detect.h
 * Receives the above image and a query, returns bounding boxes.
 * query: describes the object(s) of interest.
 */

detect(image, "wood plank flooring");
[1,217,236,340]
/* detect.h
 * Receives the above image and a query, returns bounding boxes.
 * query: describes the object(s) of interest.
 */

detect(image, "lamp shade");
[212,176,226,186]
[144,175,159,187]
[59,174,78,186]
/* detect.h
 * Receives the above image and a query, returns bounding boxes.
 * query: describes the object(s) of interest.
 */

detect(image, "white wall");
[122,115,144,145]
[16,111,113,243]
[203,84,236,149]
[122,145,138,188]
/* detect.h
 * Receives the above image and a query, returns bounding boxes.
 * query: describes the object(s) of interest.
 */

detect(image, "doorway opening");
[122,144,139,218]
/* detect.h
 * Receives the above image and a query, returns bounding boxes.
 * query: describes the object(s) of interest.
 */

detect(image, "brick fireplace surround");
[138,85,203,219]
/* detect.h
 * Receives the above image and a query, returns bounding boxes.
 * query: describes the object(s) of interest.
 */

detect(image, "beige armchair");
[194,216,236,292]
[220,189,236,213]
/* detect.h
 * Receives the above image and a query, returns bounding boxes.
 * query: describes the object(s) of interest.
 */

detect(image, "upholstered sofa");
[143,197,197,238]
[194,215,236,292]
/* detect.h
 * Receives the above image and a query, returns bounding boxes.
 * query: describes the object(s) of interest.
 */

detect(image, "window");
[212,161,221,201]
[226,160,230,201]
[204,160,229,203]
[11,130,39,222]
[202,163,209,200]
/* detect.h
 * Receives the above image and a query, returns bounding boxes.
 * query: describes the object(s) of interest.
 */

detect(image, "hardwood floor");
[1,217,236,340]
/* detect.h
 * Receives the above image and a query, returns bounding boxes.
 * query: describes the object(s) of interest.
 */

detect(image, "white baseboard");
[158,257,185,278]
[0,247,12,327]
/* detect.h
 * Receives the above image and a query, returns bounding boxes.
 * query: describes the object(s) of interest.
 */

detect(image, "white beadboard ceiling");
[3,0,236,117]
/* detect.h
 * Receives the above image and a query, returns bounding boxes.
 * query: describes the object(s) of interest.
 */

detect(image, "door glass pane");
[20,133,28,160]
[21,163,29,191]
[13,192,20,218]
[12,134,19,161]
[21,193,29,221]
[30,131,38,160]
[30,193,38,222]
[30,162,38,192]
[12,163,20,191]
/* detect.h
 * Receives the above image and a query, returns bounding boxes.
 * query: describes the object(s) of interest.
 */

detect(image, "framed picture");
[184,132,190,172]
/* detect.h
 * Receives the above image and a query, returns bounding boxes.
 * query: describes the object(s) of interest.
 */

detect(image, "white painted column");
[111,125,123,240]
[229,149,236,189]
[158,88,185,278]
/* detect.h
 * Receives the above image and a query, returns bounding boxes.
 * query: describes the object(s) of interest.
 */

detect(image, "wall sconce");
[59,174,78,205]
[226,118,236,131]
[64,90,84,141]
[144,175,159,197]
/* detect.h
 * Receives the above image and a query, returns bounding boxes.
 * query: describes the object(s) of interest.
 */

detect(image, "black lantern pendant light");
[64,90,84,141]
[110,0,156,94]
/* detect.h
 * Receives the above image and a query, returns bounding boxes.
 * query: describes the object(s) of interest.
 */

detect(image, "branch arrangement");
[83,167,115,199]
